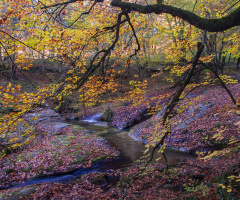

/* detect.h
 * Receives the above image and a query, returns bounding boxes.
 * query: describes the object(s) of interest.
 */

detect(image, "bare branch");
[0,41,36,89]
[69,2,97,27]
[199,61,237,105]
[125,13,141,67]
[120,42,205,199]
[0,30,50,59]
[222,0,240,14]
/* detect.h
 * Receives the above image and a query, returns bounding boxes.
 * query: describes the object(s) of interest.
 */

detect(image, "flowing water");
[9,114,196,189]
[76,119,196,168]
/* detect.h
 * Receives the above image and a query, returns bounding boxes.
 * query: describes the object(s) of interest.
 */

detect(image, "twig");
[199,61,237,105]
[41,0,79,9]
[192,0,198,12]
[69,2,97,27]
[179,81,215,101]
[0,30,50,59]
[120,42,205,199]
[222,0,240,15]
[0,41,36,89]
[124,13,141,69]
[39,1,70,28]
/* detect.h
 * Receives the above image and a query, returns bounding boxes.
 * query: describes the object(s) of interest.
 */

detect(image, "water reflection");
[75,121,196,167]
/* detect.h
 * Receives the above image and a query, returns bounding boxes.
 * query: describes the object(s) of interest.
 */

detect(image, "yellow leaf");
[236,110,240,115]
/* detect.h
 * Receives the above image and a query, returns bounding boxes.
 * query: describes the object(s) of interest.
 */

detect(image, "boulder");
[129,102,215,153]
[24,109,63,124]
[24,109,70,134]
[111,107,152,129]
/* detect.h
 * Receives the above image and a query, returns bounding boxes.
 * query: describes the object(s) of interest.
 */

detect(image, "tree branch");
[41,0,79,9]
[111,1,240,32]
[0,30,49,59]
[41,0,103,9]
[120,43,205,199]
[199,61,237,105]
[69,2,97,27]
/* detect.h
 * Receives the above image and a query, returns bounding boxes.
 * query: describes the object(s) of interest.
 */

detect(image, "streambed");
[4,115,195,190]
[76,119,196,168]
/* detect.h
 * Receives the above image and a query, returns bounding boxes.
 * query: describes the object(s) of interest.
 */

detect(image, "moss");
[72,125,84,131]
[16,153,32,162]
[68,150,82,156]
[142,135,148,140]
[100,107,114,124]
[64,136,76,140]
[215,122,221,128]
[120,176,131,184]
[92,155,108,163]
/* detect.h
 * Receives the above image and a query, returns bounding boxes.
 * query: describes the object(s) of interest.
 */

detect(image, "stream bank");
[0,109,119,190]
[0,110,195,192]
[1,82,240,199]
[75,84,240,154]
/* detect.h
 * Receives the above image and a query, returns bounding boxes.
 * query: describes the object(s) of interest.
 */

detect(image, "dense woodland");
[0,0,240,199]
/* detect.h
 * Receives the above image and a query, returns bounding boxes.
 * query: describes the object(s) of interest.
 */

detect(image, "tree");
[37,0,240,92]
[39,1,240,196]
[0,0,239,165]
[0,0,239,198]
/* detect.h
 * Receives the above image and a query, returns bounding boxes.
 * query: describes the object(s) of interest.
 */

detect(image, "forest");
[0,0,240,199]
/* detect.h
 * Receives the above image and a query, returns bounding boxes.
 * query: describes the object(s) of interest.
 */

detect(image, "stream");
[9,114,196,189]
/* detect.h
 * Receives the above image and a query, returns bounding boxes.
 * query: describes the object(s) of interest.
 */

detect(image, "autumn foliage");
[0,0,240,199]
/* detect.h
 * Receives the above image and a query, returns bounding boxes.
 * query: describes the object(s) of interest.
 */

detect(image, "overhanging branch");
[111,1,240,32]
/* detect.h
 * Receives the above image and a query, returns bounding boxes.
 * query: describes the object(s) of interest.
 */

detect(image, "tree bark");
[111,1,240,32]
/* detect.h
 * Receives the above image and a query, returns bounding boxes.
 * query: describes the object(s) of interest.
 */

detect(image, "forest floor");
[0,69,240,199]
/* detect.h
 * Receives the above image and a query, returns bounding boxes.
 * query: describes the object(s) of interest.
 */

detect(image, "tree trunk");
[236,57,240,70]
[41,50,45,73]
[195,65,201,83]
[10,53,17,80]
[221,55,226,74]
